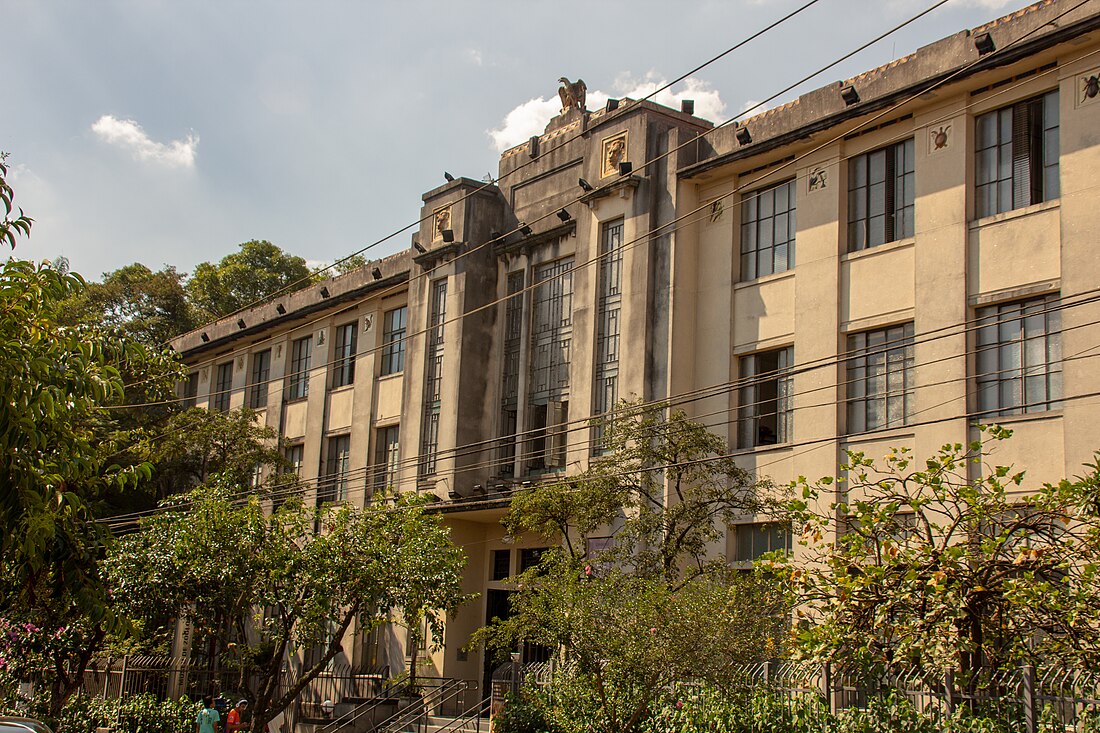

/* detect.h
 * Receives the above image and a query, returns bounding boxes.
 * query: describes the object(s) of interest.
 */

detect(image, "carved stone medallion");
[434,206,452,240]
[601,132,627,178]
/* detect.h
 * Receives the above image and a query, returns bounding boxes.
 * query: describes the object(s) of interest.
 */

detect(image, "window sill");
[970,199,1059,230]
[734,268,796,291]
[842,426,916,442]
[329,383,355,394]
[731,442,794,457]
[284,395,309,405]
[378,371,404,381]
[841,237,914,263]
[970,409,1063,427]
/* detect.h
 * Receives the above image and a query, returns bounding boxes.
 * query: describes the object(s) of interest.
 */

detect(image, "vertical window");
[528,258,573,472]
[213,361,234,413]
[846,323,914,434]
[975,90,1059,218]
[593,220,624,451]
[320,434,351,504]
[848,139,915,251]
[373,425,400,492]
[498,272,524,477]
[182,371,199,409]
[381,306,408,376]
[278,443,305,510]
[420,280,447,479]
[249,350,271,409]
[491,550,511,581]
[741,180,796,280]
[249,463,262,490]
[738,347,793,449]
[519,547,548,572]
[287,336,312,401]
[332,321,358,388]
[733,523,792,563]
[976,295,1062,417]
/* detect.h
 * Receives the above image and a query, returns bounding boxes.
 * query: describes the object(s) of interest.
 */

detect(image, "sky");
[4,0,1032,281]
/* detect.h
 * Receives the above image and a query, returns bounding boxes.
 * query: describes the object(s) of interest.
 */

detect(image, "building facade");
[170,0,1100,695]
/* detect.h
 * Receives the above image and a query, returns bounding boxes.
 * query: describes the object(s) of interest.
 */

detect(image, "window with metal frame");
[287,336,312,401]
[737,347,793,449]
[419,280,447,478]
[975,90,1059,218]
[332,321,358,388]
[975,295,1062,417]
[498,272,524,477]
[249,349,271,409]
[380,306,408,376]
[373,425,400,492]
[740,179,796,280]
[846,323,914,434]
[593,220,623,452]
[848,139,915,251]
[182,371,199,409]
[319,434,351,504]
[733,523,792,563]
[213,361,233,413]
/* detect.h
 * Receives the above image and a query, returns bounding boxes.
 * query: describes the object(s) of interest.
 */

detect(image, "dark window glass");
[519,547,548,573]
[420,280,447,478]
[740,180,796,280]
[975,90,1059,218]
[737,347,793,449]
[213,361,233,413]
[846,324,914,433]
[182,371,199,409]
[332,321,358,388]
[319,434,351,504]
[381,306,408,376]
[249,350,271,409]
[593,220,623,452]
[491,550,511,581]
[975,295,1061,417]
[373,425,400,492]
[287,336,312,401]
[498,273,524,476]
[733,523,792,562]
[848,139,915,251]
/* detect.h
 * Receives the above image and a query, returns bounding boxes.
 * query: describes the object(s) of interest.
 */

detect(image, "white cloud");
[739,99,771,117]
[91,115,198,168]
[487,74,727,153]
[463,48,484,66]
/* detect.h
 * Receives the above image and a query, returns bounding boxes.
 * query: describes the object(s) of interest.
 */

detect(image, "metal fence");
[522,660,1100,733]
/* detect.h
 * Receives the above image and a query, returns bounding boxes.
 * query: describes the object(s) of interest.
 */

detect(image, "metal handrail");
[430,696,493,733]
[320,677,472,733]
[316,677,407,733]
[390,679,475,733]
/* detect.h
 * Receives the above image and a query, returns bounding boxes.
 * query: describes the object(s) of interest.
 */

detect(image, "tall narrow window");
[528,258,573,471]
[420,280,447,479]
[741,180,796,280]
[738,347,793,449]
[976,295,1061,417]
[320,434,351,504]
[975,90,1059,218]
[498,272,524,476]
[381,306,408,376]
[846,323,914,433]
[277,443,304,510]
[374,425,400,492]
[848,139,915,251]
[332,321,358,388]
[249,349,271,409]
[182,371,199,409]
[213,361,233,413]
[287,336,312,401]
[593,220,623,452]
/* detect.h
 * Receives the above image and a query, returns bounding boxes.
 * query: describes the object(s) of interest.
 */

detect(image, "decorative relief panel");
[928,124,951,154]
[807,166,828,192]
[1078,69,1100,108]
[433,206,452,240]
[601,132,627,178]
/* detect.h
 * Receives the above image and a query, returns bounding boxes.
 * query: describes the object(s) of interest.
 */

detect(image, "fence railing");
[524,660,1100,733]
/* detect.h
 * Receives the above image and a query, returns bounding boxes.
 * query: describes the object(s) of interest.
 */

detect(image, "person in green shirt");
[196,696,221,733]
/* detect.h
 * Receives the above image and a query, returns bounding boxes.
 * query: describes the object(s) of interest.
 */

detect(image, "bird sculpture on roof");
[558,77,587,114]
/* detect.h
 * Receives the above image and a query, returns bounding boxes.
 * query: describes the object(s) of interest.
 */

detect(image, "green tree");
[112,488,469,733]
[186,240,313,318]
[0,152,33,250]
[774,429,1100,679]
[333,253,367,276]
[0,258,181,718]
[58,262,198,345]
[479,401,786,733]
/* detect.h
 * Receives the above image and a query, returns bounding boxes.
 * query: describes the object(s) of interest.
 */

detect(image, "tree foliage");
[773,429,1100,678]
[186,240,314,318]
[0,152,33,250]
[481,401,787,733]
[112,488,469,732]
[58,262,198,345]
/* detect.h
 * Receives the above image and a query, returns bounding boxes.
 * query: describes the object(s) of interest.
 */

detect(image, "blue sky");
[5,0,1027,280]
